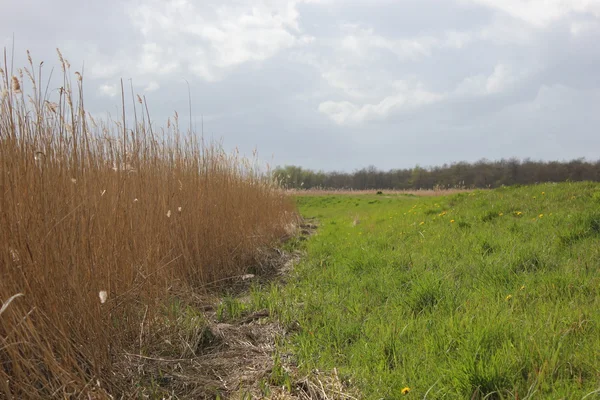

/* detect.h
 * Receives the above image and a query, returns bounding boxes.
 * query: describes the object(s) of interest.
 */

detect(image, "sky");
[3,0,600,171]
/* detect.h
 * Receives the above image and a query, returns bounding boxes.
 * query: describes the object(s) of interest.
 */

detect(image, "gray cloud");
[3,0,600,171]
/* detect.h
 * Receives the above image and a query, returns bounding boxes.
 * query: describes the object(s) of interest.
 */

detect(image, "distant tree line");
[273,158,600,190]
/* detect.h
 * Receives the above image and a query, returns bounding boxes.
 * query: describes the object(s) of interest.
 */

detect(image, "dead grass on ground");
[112,225,357,399]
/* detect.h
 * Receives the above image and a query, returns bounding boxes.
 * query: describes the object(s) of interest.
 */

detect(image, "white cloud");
[319,63,529,125]
[477,15,536,45]
[338,26,474,62]
[144,81,160,92]
[464,0,600,27]
[319,81,445,125]
[320,66,369,99]
[529,84,600,112]
[89,63,121,80]
[318,101,359,125]
[138,43,179,75]
[455,64,517,97]
[98,83,119,97]
[340,28,436,61]
[444,31,474,49]
[312,23,535,126]
[126,0,314,82]
[485,65,513,94]
[570,19,600,36]
[302,24,477,107]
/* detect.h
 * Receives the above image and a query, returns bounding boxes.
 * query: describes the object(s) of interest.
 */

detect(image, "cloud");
[339,27,437,61]
[125,0,314,82]
[318,61,532,125]
[319,66,371,99]
[455,64,518,96]
[338,25,475,62]
[98,83,119,97]
[476,15,537,45]
[464,0,600,27]
[144,81,160,92]
[296,22,479,111]
[570,19,600,36]
[530,83,600,112]
[319,80,445,125]
[137,43,179,75]
[89,62,122,80]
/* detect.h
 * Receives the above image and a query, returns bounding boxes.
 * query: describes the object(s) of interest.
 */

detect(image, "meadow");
[0,51,296,398]
[251,183,600,399]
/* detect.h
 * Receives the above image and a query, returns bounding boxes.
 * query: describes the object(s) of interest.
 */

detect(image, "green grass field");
[252,182,600,399]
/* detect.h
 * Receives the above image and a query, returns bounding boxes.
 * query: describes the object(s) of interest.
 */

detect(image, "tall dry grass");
[0,50,297,398]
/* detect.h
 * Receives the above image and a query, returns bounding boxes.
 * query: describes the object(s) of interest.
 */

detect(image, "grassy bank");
[254,183,600,399]
[0,51,296,398]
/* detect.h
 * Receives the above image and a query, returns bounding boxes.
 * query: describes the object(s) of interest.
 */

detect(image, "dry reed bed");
[0,50,297,398]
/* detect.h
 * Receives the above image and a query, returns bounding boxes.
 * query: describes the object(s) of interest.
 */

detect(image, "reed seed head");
[46,101,57,113]
[12,76,21,93]
[98,291,108,304]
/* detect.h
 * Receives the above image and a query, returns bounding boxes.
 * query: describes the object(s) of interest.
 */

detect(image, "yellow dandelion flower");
[505,294,512,301]
[499,212,504,216]
[450,219,455,223]
[538,214,543,218]
[401,387,411,395]
[515,211,522,216]
[520,285,525,290]
[419,221,425,226]
[541,192,545,195]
